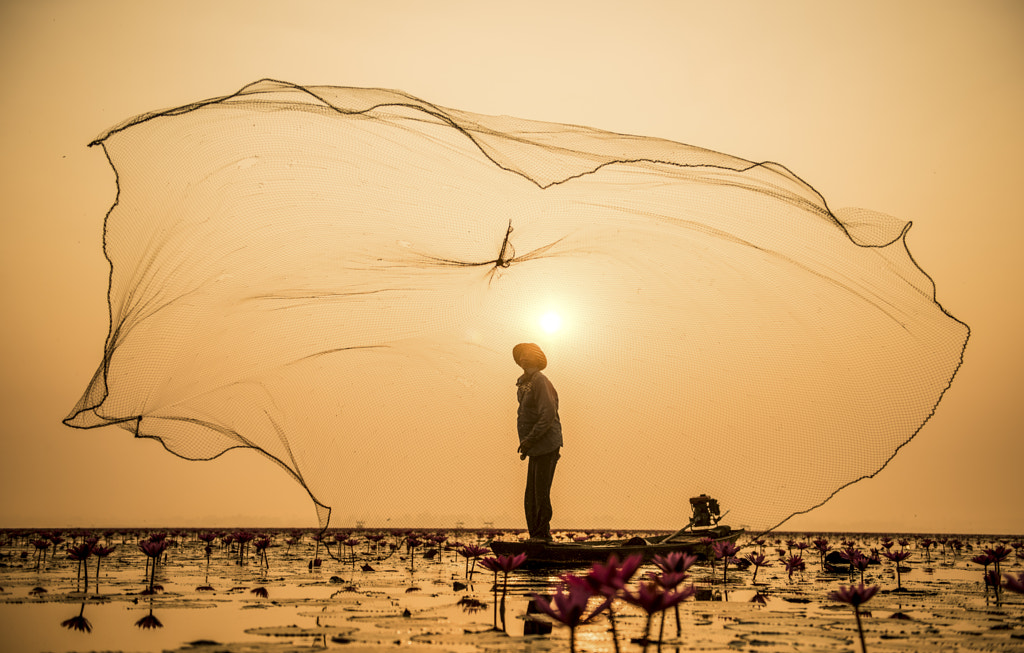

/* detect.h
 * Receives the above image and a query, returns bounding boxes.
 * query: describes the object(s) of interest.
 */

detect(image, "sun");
[539,311,562,334]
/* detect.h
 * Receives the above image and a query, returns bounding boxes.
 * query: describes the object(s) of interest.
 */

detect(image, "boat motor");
[689,494,721,528]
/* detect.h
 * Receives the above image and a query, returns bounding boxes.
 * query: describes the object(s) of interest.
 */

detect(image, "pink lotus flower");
[1003,572,1024,595]
[67,543,93,592]
[479,553,528,632]
[457,544,491,579]
[90,544,116,591]
[622,581,697,650]
[828,582,880,607]
[479,552,527,575]
[588,553,644,595]
[138,539,168,558]
[744,552,771,584]
[138,539,168,593]
[67,542,92,561]
[828,583,879,653]
[532,581,608,653]
[580,553,643,653]
[784,555,805,581]
[622,581,696,614]
[882,549,911,591]
[646,570,689,590]
[711,540,741,585]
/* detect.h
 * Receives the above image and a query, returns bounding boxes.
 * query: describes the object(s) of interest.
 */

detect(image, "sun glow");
[539,311,562,334]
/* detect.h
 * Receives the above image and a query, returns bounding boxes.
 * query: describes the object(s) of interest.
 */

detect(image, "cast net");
[65,79,969,532]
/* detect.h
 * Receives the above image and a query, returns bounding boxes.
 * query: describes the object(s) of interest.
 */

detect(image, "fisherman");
[513,343,563,542]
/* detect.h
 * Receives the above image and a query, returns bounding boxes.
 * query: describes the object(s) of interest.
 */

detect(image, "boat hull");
[488,526,742,567]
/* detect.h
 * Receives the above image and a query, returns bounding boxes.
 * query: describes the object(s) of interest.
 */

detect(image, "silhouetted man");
[513,343,562,542]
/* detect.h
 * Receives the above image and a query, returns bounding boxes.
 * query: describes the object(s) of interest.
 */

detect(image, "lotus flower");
[711,540,741,584]
[784,555,805,581]
[744,551,771,584]
[589,553,645,594]
[532,580,609,653]
[457,544,491,579]
[581,553,643,653]
[882,549,911,591]
[138,539,168,593]
[479,553,527,631]
[1003,572,1024,595]
[90,544,116,592]
[67,543,92,592]
[622,581,696,652]
[828,583,879,653]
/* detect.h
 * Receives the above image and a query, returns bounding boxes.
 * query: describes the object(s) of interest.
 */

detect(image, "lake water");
[0,528,1021,652]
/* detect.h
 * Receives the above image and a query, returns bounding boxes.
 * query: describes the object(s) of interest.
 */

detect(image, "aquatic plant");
[458,544,490,580]
[812,538,832,571]
[744,551,771,584]
[479,552,527,631]
[138,539,168,594]
[648,552,697,643]
[90,543,116,592]
[784,555,805,581]
[1003,572,1024,595]
[310,530,325,568]
[66,542,92,592]
[711,540,740,585]
[342,537,361,562]
[47,533,65,559]
[251,586,269,598]
[621,580,696,652]
[918,538,934,562]
[532,579,609,653]
[586,553,645,653]
[430,536,450,564]
[985,545,1011,576]
[950,539,964,560]
[253,536,272,568]
[31,538,49,570]
[850,552,871,585]
[882,549,911,592]
[828,583,879,653]
[406,536,422,571]
[233,531,256,565]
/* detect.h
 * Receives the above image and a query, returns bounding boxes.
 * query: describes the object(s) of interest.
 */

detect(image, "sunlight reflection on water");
[1,530,1021,652]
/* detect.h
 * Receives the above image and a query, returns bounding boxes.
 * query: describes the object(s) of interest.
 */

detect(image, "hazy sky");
[1,0,1020,534]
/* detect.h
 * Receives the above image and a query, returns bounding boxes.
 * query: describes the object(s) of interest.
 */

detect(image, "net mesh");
[65,79,969,532]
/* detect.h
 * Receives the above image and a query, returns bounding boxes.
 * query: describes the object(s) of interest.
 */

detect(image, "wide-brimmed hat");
[513,343,547,370]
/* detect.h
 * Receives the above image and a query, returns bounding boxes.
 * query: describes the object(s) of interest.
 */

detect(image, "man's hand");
[517,439,532,460]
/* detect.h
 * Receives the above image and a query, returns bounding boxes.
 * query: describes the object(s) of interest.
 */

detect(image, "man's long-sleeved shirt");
[516,370,563,456]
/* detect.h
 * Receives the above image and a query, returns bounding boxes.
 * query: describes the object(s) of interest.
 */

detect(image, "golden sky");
[1,0,1021,534]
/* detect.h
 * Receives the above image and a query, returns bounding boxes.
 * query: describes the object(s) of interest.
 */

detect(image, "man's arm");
[522,376,557,448]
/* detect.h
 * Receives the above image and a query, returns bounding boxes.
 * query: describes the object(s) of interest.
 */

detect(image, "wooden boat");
[489,525,743,566]
[489,494,742,566]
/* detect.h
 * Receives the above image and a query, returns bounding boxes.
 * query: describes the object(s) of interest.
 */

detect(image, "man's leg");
[524,457,539,538]
[533,450,560,540]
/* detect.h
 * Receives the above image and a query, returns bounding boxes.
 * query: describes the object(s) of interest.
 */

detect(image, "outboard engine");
[689,494,721,528]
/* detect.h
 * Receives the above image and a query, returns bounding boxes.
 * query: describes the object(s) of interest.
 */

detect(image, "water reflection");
[134,608,163,630]
[59,603,91,633]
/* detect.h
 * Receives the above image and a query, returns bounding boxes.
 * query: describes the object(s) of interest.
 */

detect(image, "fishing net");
[65,79,968,532]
